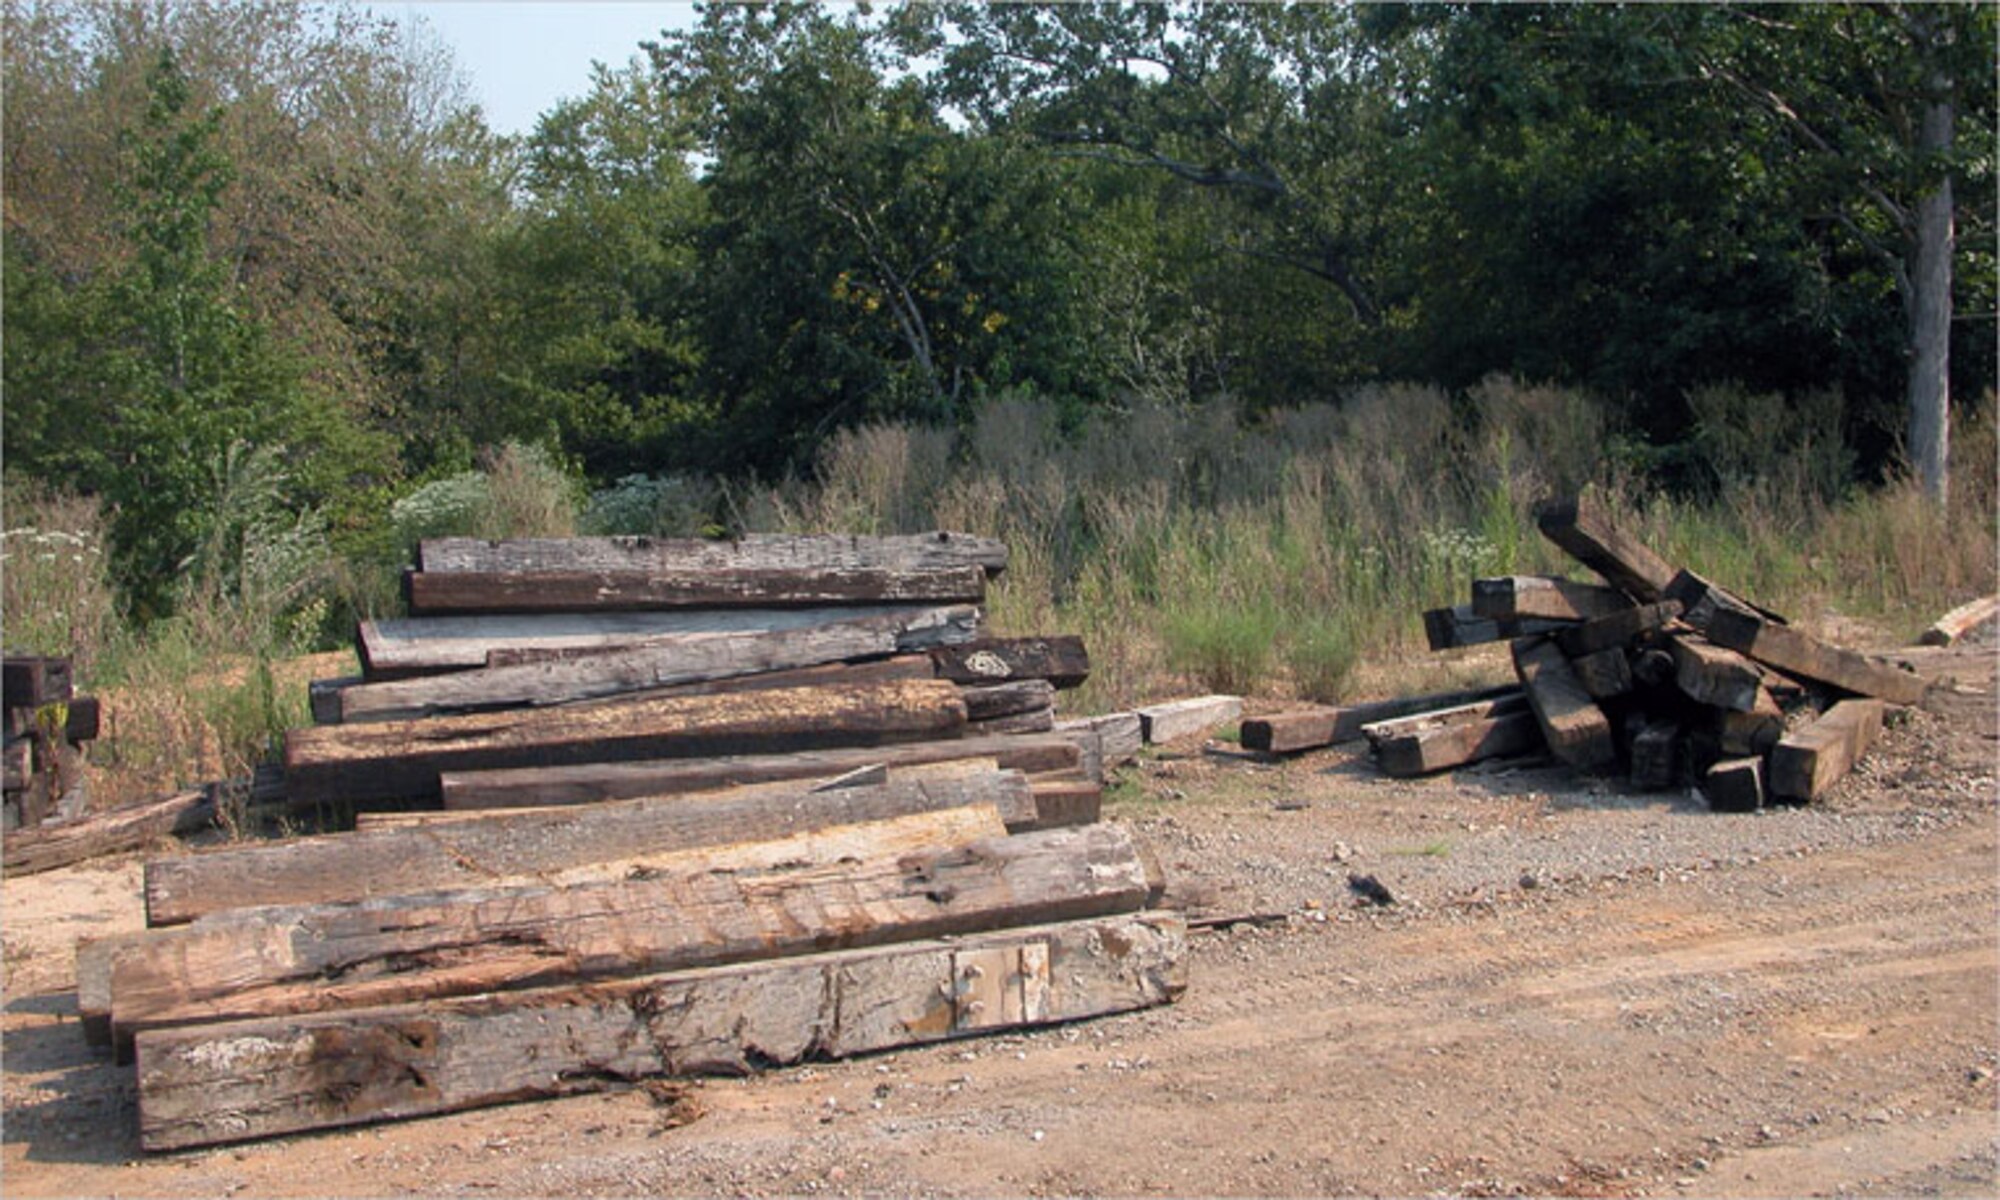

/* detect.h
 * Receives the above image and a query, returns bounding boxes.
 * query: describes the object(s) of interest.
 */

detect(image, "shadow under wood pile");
[1245,495,1931,810]
[77,531,1186,1151]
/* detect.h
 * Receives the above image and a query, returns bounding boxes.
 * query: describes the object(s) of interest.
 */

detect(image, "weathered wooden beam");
[419,531,1010,578]
[1027,779,1102,829]
[1669,634,1767,712]
[1370,710,1544,777]
[1238,684,1523,754]
[336,619,905,723]
[966,706,1056,735]
[112,824,1159,1040]
[437,733,1080,811]
[146,772,1035,926]
[1663,569,1786,634]
[356,604,981,680]
[2,655,72,708]
[961,680,1058,722]
[930,636,1089,689]
[1715,687,1786,757]
[135,912,1183,1151]
[3,788,212,877]
[283,679,968,806]
[308,678,359,725]
[1768,699,1888,802]
[405,564,985,616]
[1569,647,1634,701]
[1472,575,1636,623]
[1553,600,1685,659]
[1534,494,1676,602]
[1138,695,1242,745]
[1510,637,1618,774]
[1052,713,1142,779]
[1703,609,1927,705]
[1357,693,1531,742]
[1917,595,1999,647]
[1420,605,1567,651]
[1702,756,1765,812]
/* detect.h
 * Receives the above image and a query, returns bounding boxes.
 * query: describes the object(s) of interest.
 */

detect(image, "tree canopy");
[4,0,1993,616]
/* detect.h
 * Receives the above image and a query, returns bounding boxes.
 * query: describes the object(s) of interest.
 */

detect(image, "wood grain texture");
[1358,693,1531,743]
[1052,713,1141,779]
[960,680,1058,721]
[1669,635,1766,712]
[1768,698,1887,801]
[135,912,1183,1150]
[929,637,1089,689]
[1138,695,1242,744]
[1471,575,1635,623]
[1421,604,1568,651]
[1552,600,1685,659]
[1510,636,1618,774]
[1533,494,1676,602]
[144,773,1035,926]
[283,679,969,806]
[1917,595,1999,646]
[336,620,901,723]
[113,823,1158,1040]
[1371,710,1544,777]
[436,733,1080,811]
[404,564,986,616]
[418,531,1010,577]
[4,788,212,876]
[356,605,981,680]
[1239,685,1522,754]
[1703,609,1927,705]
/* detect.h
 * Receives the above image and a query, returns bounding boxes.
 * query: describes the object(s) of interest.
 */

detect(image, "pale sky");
[389,2,700,138]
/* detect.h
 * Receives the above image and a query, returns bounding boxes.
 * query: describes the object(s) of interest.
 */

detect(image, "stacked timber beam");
[99,531,1185,1150]
[1245,495,1925,808]
[3,653,99,832]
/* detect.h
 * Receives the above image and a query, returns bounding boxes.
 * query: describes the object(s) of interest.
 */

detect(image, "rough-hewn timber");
[135,912,1183,1150]
[1138,696,1242,745]
[404,564,986,616]
[1703,609,1927,706]
[436,733,1080,810]
[1534,494,1678,602]
[111,823,1159,1040]
[144,773,1035,926]
[1239,685,1522,755]
[1917,595,1999,647]
[928,637,1090,689]
[356,605,981,680]
[1471,575,1636,623]
[1768,699,1888,802]
[4,789,212,877]
[1510,636,1619,774]
[282,679,968,806]
[1370,710,1544,777]
[418,531,1010,577]
[336,619,904,723]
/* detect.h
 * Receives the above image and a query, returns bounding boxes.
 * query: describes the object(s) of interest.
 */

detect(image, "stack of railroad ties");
[2,654,100,836]
[85,532,1186,1152]
[1244,494,1931,808]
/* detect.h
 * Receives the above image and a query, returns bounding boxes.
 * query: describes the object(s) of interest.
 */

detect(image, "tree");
[1675,4,1995,504]
[911,3,1399,336]
[651,4,1096,470]
[496,58,710,478]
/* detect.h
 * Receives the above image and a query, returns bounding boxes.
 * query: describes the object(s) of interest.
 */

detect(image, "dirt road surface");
[5,637,1995,1197]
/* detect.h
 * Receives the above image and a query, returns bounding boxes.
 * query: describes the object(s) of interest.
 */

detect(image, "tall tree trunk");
[1906,13,1955,507]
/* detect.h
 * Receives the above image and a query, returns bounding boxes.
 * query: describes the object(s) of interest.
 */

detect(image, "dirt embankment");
[4,639,1995,1197]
